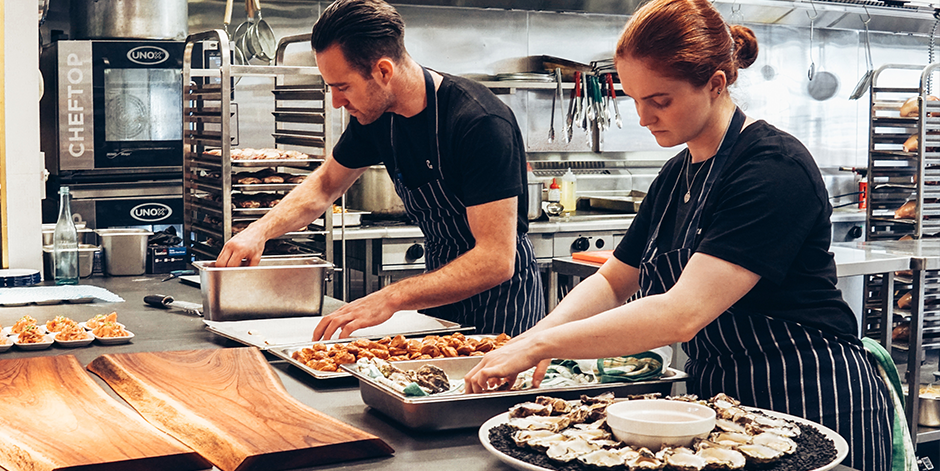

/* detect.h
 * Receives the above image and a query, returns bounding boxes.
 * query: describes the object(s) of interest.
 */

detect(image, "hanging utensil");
[606,74,622,129]
[232,0,254,58]
[249,0,277,64]
[549,68,563,143]
[564,71,579,143]
[849,8,874,100]
[223,0,248,68]
[807,1,817,81]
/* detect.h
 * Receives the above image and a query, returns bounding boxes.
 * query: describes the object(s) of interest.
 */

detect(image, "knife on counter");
[144,295,203,316]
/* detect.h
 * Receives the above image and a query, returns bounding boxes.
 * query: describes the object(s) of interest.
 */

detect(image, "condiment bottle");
[560,168,578,213]
[545,178,564,216]
[53,186,79,285]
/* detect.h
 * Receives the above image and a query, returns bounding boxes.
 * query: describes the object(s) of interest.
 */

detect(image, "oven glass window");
[104,68,182,142]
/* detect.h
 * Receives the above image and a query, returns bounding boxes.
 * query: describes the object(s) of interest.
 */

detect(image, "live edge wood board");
[0,355,209,471]
[87,348,394,471]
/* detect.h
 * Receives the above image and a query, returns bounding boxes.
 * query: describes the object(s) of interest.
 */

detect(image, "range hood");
[386,0,940,34]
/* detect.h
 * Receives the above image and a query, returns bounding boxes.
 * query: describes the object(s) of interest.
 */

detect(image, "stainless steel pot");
[527,182,543,220]
[71,0,188,40]
[346,165,406,217]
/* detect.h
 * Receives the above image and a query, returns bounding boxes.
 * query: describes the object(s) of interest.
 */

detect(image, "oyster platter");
[480,392,848,471]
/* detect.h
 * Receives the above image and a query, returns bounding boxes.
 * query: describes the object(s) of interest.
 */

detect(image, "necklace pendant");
[683,191,691,203]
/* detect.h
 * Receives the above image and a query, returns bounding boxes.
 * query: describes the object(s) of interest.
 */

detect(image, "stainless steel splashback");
[179,0,937,172]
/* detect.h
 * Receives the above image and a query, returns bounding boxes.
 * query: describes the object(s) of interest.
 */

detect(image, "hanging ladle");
[849,8,874,100]
[807,1,818,81]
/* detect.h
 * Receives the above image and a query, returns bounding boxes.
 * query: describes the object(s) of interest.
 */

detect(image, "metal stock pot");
[71,0,188,40]
[346,166,406,217]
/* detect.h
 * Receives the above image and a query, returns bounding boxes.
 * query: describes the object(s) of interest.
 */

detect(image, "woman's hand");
[463,334,547,393]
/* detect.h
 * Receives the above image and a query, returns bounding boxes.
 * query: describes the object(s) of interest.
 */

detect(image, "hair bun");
[730,24,758,70]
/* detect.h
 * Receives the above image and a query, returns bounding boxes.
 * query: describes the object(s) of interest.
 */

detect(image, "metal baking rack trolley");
[867,63,940,442]
[182,30,346,295]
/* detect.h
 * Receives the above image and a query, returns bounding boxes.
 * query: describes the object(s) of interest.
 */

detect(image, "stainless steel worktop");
[0,275,860,471]
[329,216,635,241]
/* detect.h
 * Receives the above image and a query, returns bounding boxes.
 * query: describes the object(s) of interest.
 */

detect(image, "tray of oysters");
[479,392,849,471]
[340,355,688,431]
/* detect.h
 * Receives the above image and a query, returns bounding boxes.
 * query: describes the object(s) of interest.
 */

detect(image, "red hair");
[616,0,758,87]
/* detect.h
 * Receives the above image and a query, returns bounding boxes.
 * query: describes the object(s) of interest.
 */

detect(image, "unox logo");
[127,46,169,65]
[131,203,172,222]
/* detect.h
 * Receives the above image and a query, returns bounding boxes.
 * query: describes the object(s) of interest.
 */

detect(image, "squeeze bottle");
[560,168,577,212]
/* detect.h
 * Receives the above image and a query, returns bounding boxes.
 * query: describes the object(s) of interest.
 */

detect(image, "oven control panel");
[553,232,624,258]
[377,238,426,270]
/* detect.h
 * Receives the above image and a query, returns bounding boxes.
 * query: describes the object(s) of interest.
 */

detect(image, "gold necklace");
[683,153,713,204]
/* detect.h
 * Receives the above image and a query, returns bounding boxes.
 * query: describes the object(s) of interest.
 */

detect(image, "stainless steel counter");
[331,216,635,241]
[0,275,859,471]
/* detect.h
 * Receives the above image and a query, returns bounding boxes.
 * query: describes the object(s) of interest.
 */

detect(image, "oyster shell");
[545,437,599,462]
[508,402,553,418]
[413,364,449,394]
[709,393,741,409]
[622,447,664,470]
[536,395,572,414]
[695,444,746,470]
[737,443,785,464]
[714,418,748,434]
[751,431,797,455]
[512,429,558,448]
[577,449,625,468]
[709,431,751,447]
[561,427,610,441]
[660,447,707,471]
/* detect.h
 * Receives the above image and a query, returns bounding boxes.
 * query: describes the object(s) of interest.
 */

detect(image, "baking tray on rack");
[203,310,473,351]
[339,356,688,431]
[231,158,323,169]
[270,334,498,380]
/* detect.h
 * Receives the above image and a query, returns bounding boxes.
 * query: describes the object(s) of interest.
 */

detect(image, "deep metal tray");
[341,356,688,431]
[271,333,490,380]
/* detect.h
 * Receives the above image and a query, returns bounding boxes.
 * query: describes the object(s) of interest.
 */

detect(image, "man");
[216,0,544,340]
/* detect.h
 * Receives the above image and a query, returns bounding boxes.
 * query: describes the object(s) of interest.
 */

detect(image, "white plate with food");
[0,337,13,352]
[79,321,124,331]
[2,325,46,336]
[53,331,95,348]
[94,330,134,345]
[10,333,55,351]
[478,406,849,471]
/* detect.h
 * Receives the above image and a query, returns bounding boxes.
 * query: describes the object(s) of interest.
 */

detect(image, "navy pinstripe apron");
[388,68,544,337]
[638,108,892,471]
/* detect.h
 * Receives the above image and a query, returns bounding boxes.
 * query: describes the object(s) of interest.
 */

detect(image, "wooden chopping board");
[0,355,208,471]
[87,348,394,471]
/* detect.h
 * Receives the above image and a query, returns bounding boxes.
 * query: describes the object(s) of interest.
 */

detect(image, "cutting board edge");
[87,353,251,471]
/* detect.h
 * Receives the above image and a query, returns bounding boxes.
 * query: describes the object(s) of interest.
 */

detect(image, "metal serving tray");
[341,356,688,431]
[270,333,490,380]
[205,310,473,351]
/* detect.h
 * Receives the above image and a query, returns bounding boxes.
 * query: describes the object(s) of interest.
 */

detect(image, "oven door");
[92,41,184,170]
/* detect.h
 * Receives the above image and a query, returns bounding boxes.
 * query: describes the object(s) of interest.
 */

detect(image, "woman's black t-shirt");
[613,120,858,337]
[332,73,528,233]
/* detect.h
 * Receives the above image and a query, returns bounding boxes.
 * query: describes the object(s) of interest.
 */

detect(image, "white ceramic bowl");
[606,399,716,450]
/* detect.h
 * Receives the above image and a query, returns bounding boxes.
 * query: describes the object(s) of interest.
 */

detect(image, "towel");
[595,351,664,383]
[862,337,917,471]
[0,285,124,305]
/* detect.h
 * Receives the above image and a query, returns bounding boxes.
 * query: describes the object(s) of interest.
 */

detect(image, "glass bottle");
[53,186,79,285]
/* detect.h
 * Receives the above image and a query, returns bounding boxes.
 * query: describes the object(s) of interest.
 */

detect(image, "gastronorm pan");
[193,256,332,321]
[271,333,491,380]
[341,356,688,431]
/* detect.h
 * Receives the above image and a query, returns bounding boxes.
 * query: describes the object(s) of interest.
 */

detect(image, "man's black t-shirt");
[332,72,528,233]
[613,120,858,337]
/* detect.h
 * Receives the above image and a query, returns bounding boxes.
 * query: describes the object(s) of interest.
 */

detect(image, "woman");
[464,0,892,469]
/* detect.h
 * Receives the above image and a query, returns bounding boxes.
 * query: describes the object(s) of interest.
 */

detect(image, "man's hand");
[312,291,398,340]
[215,226,266,267]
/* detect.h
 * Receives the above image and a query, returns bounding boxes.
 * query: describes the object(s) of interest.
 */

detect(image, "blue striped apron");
[388,68,544,336]
[637,108,892,471]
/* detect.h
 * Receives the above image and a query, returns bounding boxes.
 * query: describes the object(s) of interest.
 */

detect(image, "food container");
[527,182,543,220]
[341,356,688,431]
[588,190,647,214]
[193,256,334,322]
[43,244,100,279]
[313,210,369,227]
[921,396,940,427]
[96,229,153,276]
[43,228,94,246]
